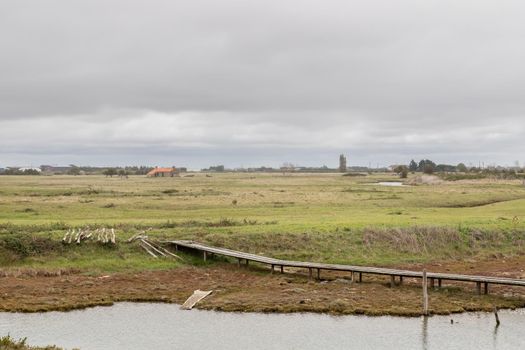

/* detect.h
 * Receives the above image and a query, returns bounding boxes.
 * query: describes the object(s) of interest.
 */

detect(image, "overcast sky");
[1,0,524,168]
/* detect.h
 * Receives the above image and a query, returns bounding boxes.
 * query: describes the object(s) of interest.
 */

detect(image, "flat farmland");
[1,173,524,266]
[1,173,525,315]
[1,173,525,228]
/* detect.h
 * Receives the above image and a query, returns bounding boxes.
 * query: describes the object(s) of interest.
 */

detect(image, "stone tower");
[339,154,347,172]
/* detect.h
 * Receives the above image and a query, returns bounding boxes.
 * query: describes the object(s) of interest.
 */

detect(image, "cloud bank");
[1,0,524,167]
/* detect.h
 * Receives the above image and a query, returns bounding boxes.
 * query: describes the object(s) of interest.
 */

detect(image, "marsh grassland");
[0,335,65,350]
[1,173,525,315]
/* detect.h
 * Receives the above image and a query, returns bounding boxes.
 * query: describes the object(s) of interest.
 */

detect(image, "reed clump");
[0,335,65,350]
[361,226,517,254]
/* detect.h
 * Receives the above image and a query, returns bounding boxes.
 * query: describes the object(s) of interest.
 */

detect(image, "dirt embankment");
[1,258,525,317]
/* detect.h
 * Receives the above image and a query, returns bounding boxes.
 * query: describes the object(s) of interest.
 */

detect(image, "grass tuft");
[0,335,64,350]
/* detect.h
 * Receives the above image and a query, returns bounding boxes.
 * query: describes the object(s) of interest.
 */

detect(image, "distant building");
[388,165,405,172]
[146,167,179,177]
[40,165,72,174]
[207,165,225,172]
[339,154,347,172]
[19,167,42,173]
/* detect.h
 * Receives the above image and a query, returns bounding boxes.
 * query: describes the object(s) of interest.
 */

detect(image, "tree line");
[394,159,524,179]
[0,166,155,176]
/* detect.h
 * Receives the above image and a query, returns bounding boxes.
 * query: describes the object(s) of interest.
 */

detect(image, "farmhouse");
[146,167,179,177]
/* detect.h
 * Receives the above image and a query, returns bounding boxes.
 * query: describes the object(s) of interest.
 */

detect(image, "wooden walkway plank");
[181,290,212,310]
[169,240,525,288]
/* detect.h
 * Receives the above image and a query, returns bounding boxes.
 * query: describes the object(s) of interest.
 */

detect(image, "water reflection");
[377,182,405,187]
[0,303,524,350]
[421,316,428,350]
[493,321,500,349]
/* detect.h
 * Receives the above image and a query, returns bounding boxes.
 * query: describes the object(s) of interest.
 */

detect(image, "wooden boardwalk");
[169,240,525,295]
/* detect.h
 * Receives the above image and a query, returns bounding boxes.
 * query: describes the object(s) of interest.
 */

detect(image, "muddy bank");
[1,258,525,317]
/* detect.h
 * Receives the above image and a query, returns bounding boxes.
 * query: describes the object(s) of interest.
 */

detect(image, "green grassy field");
[1,173,524,270]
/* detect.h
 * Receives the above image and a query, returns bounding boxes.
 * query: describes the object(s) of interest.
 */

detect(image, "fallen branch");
[127,232,145,242]
[145,239,184,261]
[157,245,184,261]
[139,242,158,258]
[140,239,167,257]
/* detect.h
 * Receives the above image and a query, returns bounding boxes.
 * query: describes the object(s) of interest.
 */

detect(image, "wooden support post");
[476,282,481,295]
[309,268,313,280]
[438,279,442,288]
[351,271,355,282]
[390,275,396,287]
[317,268,321,280]
[359,272,362,283]
[484,282,489,295]
[245,259,249,267]
[430,278,435,289]
[271,264,274,274]
[203,251,207,262]
[422,269,429,316]
[494,307,500,326]
[174,244,178,252]
[399,276,404,285]
[237,258,241,267]
[280,265,284,274]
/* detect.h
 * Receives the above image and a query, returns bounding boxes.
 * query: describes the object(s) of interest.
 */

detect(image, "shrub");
[0,335,62,349]
[0,235,63,259]
[423,164,434,174]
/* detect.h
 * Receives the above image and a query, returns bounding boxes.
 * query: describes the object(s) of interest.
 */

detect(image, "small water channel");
[376,181,406,187]
[1,303,524,349]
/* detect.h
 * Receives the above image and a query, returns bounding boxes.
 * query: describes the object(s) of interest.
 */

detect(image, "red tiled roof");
[147,167,176,176]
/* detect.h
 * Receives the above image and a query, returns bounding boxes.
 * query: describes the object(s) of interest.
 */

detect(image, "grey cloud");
[1,0,524,167]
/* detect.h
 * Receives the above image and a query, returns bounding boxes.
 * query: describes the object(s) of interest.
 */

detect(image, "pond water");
[377,181,406,186]
[1,303,524,349]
